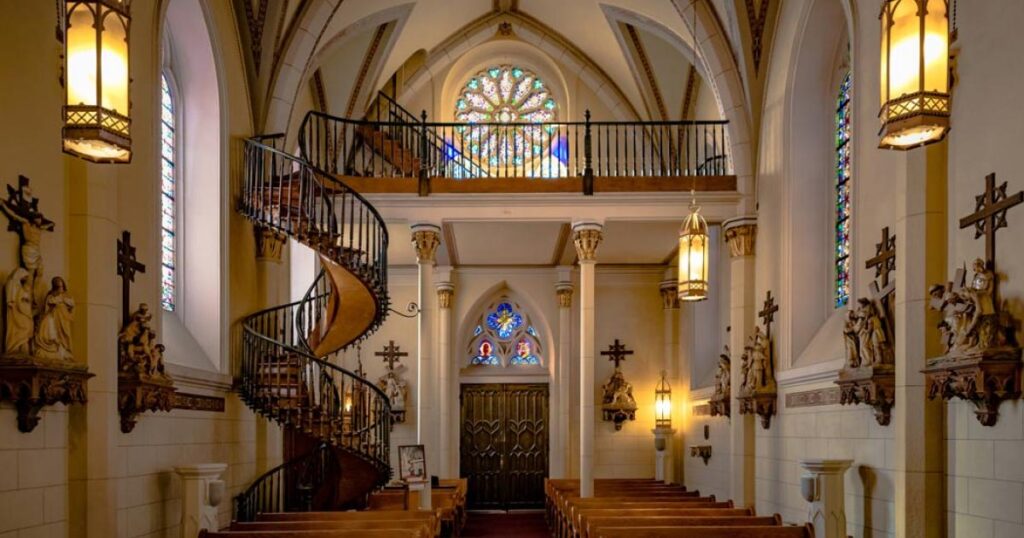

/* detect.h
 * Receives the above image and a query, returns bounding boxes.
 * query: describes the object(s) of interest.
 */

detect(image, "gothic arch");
[457,283,554,378]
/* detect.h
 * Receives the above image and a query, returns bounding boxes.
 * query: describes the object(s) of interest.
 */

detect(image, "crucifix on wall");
[116,230,146,327]
[376,340,409,371]
[758,291,778,339]
[958,172,1024,304]
[600,339,637,430]
[376,340,409,424]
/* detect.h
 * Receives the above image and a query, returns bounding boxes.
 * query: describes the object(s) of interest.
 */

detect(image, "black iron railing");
[234,443,340,522]
[236,131,392,520]
[299,108,730,189]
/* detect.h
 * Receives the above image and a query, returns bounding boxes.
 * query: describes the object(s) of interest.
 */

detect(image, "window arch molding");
[457,285,554,377]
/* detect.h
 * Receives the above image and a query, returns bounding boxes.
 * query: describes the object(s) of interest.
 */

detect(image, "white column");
[573,222,603,498]
[436,277,454,478]
[652,428,676,482]
[723,217,757,508]
[799,459,853,538]
[255,228,286,476]
[411,223,440,509]
[553,273,574,479]
[175,463,228,538]
[894,143,946,538]
[659,280,680,484]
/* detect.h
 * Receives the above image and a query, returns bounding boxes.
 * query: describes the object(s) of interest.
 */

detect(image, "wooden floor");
[462,512,548,538]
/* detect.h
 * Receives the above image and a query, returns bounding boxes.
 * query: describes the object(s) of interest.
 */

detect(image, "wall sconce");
[879,0,950,150]
[654,370,672,429]
[63,0,132,163]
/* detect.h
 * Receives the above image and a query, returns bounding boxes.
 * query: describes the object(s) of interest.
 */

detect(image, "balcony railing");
[298,108,730,195]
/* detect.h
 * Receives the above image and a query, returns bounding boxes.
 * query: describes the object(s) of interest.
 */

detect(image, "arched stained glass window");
[468,299,542,366]
[453,65,562,176]
[160,72,177,312]
[834,72,852,308]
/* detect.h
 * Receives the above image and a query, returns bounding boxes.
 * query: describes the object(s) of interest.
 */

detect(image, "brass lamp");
[654,370,672,429]
[678,199,710,301]
[63,0,132,163]
[879,0,950,150]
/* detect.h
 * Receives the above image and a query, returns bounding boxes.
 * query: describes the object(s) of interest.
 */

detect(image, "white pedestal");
[175,463,228,538]
[409,481,432,510]
[652,427,676,484]
[799,458,853,538]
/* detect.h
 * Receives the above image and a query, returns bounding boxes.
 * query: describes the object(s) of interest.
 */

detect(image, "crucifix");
[866,226,896,295]
[759,291,779,338]
[375,340,408,371]
[601,339,634,369]
[116,230,146,326]
[1,176,55,284]
[958,173,1024,303]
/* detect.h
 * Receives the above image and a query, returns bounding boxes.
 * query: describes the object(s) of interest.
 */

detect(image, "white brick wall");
[0,406,69,538]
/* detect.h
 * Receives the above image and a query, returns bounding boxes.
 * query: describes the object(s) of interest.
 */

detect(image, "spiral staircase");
[234,113,394,520]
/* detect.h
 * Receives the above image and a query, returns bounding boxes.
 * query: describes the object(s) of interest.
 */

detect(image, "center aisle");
[461,512,548,538]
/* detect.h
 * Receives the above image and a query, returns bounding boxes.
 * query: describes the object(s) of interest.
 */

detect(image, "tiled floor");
[461,511,549,538]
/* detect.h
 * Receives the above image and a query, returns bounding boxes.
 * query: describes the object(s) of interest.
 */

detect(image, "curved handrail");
[236,128,393,519]
[234,443,340,522]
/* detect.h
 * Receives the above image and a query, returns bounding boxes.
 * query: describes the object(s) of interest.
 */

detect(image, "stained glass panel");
[834,72,852,308]
[509,339,541,365]
[471,340,500,366]
[453,65,563,176]
[486,302,523,340]
[160,73,177,312]
[469,298,543,367]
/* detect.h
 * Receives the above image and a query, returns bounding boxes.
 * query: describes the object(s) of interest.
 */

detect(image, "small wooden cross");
[375,341,408,371]
[117,230,146,326]
[759,291,779,337]
[960,173,1024,267]
[866,226,896,292]
[2,175,54,236]
[601,339,634,369]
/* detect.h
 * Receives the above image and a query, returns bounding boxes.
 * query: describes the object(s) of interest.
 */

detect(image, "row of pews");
[546,478,814,538]
[198,479,467,538]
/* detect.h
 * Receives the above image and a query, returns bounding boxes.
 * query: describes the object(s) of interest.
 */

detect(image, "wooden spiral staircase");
[234,116,393,520]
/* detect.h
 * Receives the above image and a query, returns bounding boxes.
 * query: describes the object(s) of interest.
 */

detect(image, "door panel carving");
[460,383,548,510]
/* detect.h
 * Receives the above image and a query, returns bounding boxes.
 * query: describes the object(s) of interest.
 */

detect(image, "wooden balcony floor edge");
[331,175,737,194]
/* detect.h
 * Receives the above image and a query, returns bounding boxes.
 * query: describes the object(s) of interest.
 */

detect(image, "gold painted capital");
[556,285,573,308]
[659,281,680,309]
[255,227,286,262]
[572,224,603,262]
[411,226,441,264]
[437,285,454,309]
[724,223,757,258]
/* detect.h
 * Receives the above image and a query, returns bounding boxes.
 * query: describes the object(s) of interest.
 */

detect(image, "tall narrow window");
[160,73,177,311]
[834,72,852,308]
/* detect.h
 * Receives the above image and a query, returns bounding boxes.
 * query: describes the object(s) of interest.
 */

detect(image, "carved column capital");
[411,224,441,264]
[659,280,680,309]
[723,217,757,258]
[572,222,603,263]
[255,227,286,262]
[437,283,454,309]
[556,283,574,308]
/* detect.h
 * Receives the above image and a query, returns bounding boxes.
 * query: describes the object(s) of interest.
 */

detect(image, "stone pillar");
[411,223,440,509]
[553,273,574,479]
[894,143,946,538]
[175,463,228,538]
[254,226,286,476]
[723,217,757,508]
[436,277,454,478]
[799,459,853,538]
[659,280,680,484]
[573,222,603,498]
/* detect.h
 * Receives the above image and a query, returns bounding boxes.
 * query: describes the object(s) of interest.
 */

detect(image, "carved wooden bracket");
[738,391,776,429]
[836,365,895,426]
[709,392,730,418]
[0,356,92,432]
[602,407,636,431]
[118,371,176,433]
[923,350,1021,426]
[689,445,712,465]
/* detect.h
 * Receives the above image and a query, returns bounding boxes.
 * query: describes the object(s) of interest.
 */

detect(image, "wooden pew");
[593,524,814,538]
[582,515,781,538]
[368,486,465,537]
[230,520,433,536]
[199,530,422,538]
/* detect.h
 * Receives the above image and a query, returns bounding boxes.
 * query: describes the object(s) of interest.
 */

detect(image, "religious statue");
[856,299,891,366]
[375,341,410,423]
[710,344,731,417]
[601,368,638,430]
[4,268,33,355]
[843,309,860,368]
[1,178,55,284]
[747,327,772,390]
[33,277,74,361]
[738,346,751,394]
[118,303,169,379]
[928,259,1014,357]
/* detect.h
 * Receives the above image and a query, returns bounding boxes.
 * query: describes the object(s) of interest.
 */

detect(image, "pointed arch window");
[160,72,178,312]
[468,299,543,367]
[834,72,852,308]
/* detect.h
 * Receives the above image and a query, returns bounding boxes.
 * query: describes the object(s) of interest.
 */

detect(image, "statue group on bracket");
[843,298,893,369]
[928,258,1013,358]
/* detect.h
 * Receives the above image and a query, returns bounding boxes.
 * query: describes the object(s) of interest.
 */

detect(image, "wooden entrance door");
[460,383,549,510]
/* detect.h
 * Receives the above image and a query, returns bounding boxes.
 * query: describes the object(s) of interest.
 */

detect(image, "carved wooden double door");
[460,383,549,510]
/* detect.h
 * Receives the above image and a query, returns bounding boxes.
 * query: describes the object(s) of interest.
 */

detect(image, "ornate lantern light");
[654,370,672,429]
[678,198,710,301]
[879,0,950,150]
[62,0,132,163]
